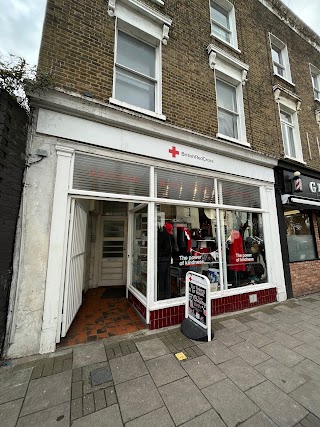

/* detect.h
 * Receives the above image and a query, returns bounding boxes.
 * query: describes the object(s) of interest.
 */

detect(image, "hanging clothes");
[228,229,246,271]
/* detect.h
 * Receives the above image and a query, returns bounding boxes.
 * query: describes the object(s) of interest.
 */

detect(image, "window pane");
[211,2,229,29]
[117,31,155,78]
[115,68,155,111]
[156,169,215,203]
[218,109,238,139]
[103,221,124,238]
[132,205,148,296]
[218,180,261,208]
[285,210,317,262]
[281,122,296,158]
[312,73,319,90]
[222,211,268,288]
[212,24,230,43]
[156,205,221,300]
[216,80,237,112]
[271,45,282,65]
[280,110,292,124]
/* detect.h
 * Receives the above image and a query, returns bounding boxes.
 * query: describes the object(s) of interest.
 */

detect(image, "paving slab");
[0,398,23,427]
[146,354,186,387]
[71,404,123,427]
[116,375,163,423]
[265,330,303,349]
[181,355,226,389]
[250,312,278,324]
[244,320,277,335]
[255,358,306,393]
[229,342,270,366]
[180,408,227,427]
[293,344,320,365]
[218,357,265,391]
[20,370,72,416]
[219,318,250,332]
[109,352,148,385]
[238,411,277,427]
[17,402,70,427]
[246,380,308,427]
[126,406,174,427]
[159,376,211,426]
[292,331,320,349]
[0,367,32,404]
[293,359,320,388]
[290,381,320,418]
[136,338,170,360]
[275,322,304,335]
[214,328,245,347]
[238,330,274,348]
[261,342,305,367]
[198,340,236,364]
[73,342,106,369]
[202,378,258,427]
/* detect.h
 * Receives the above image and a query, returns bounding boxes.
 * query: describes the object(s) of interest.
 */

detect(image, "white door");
[61,200,88,337]
[100,217,127,286]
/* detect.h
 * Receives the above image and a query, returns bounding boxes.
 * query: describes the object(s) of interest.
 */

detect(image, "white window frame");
[210,0,239,50]
[276,95,303,163]
[108,0,172,120]
[207,45,248,146]
[310,63,320,101]
[269,33,293,85]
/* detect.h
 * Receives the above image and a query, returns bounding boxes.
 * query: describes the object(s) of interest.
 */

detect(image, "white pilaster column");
[40,146,74,354]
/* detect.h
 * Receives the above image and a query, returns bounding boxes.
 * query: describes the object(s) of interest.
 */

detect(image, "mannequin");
[157,222,176,300]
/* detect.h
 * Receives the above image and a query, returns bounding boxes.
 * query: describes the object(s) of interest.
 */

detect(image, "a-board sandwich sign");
[185,271,212,342]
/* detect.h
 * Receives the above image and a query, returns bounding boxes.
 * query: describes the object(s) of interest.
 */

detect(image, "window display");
[285,209,317,262]
[156,205,268,301]
[131,206,148,296]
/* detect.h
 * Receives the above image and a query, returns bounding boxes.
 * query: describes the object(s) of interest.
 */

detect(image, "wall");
[0,90,28,357]
[38,0,320,169]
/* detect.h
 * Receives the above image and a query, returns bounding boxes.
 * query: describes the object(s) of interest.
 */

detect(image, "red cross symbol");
[169,146,180,158]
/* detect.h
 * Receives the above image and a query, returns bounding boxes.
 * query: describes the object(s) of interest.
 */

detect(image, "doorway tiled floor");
[58,287,146,348]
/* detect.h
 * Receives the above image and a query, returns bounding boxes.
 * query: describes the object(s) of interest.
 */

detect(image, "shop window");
[156,169,215,203]
[310,64,320,101]
[131,205,148,297]
[218,180,261,209]
[285,209,317,262]
[210,0,238,49]
[73,153,150,197]
[269,34,292,83]
[155,205,267,301]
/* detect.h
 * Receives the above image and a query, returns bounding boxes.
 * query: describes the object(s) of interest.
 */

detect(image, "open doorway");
[58,199,146,347]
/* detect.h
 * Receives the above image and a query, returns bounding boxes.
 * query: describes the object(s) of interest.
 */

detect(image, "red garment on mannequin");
[229,230,246,271]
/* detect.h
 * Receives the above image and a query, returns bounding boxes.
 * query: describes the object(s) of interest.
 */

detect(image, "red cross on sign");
[169,146,180,158]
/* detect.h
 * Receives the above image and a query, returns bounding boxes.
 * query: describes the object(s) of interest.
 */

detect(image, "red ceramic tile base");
[149,288,277,329]
[57,287,146,348]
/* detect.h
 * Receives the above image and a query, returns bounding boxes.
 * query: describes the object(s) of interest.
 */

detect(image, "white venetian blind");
[73,154,150,196]
[218,180,261,208]
[156,169,215,203]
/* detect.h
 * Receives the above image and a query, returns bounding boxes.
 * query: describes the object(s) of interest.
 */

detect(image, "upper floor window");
[269,34,292,84]
[115,31,157,112]
[207,44,248,146]
[210,0,238,49]
[216,79,238,139]
[107,0,172,120]
[278,102,303,162]
[310,64,320,101]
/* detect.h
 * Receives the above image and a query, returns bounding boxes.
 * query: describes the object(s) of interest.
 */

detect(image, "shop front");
[275,162,320,298]
[6,96,286,357]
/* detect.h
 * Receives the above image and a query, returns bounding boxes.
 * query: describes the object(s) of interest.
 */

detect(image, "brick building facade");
[5,0,320,357]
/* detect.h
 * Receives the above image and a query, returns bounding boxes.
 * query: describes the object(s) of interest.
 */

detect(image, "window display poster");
[185,271,212,341]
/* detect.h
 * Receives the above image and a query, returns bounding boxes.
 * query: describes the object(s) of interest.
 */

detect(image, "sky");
[0,0,319,67]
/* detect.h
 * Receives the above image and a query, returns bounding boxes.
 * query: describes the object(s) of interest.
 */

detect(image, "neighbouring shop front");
[6,101,287,357]
[275,162,320,298]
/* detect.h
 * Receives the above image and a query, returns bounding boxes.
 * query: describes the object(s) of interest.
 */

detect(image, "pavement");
[2,295,320,426]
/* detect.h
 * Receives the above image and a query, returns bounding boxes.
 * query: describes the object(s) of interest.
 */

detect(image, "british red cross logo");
[169,146,180,158]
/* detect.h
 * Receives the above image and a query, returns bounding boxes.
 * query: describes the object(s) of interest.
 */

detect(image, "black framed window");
[284,209,317,262]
